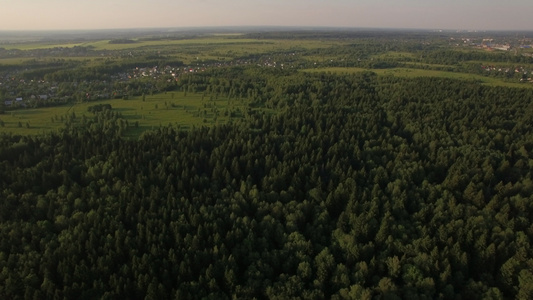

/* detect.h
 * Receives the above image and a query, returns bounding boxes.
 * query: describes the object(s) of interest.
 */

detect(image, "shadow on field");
[123,114,142,120]
[113,108,136,112]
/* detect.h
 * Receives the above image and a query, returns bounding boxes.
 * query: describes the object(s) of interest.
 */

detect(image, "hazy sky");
[1,0,532,31]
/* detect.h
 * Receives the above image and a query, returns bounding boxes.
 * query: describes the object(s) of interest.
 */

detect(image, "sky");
[1,0,532,31]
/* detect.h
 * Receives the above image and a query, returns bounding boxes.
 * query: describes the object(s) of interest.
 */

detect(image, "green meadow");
[2,36,333,52]
[371,51,417,60]
[302,67,533,89]
[2,37,343,65]
[0,42,86,51]
[0,57,103,66]
[79,38,265,51]
[0,92,259,138]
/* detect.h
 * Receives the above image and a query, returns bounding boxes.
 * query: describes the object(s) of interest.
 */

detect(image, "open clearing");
[2,37,336,52]
[302,67,533,89]
[1,37,344,65]
[0,92,259,138]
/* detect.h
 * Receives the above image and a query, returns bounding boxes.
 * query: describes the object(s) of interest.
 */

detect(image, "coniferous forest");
[1,31,533,299]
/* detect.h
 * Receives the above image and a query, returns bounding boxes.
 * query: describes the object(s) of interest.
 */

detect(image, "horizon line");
[1,25,532,33]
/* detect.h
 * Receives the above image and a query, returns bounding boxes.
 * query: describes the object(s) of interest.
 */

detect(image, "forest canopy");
[1,30,533,299]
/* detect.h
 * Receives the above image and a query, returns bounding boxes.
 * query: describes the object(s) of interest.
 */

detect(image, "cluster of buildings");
[456,37,533,52]
[480,65,533,81]
[0,75,58,107]
[4,94,49,107]
[0,57,263,108]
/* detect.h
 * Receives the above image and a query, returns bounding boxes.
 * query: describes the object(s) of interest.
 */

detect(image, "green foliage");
[108,39,137,44]
[87,103,112,113]
[1,31,533,299]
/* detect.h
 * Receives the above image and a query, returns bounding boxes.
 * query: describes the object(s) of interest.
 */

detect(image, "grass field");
[2,36,334,51]
[371,51,417,60]
[0,58,39,65]
[0,92,258,138]
[79,38,266,51]
[302,67,533,89]
[1,37,344,65]
[0,57,103,66]
[0,42,86,50]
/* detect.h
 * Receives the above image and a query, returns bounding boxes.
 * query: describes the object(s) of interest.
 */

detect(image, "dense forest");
[1,67,533,299]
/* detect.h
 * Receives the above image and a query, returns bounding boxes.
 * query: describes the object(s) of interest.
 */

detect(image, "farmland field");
[2,36,337,52]
[1,36,348,65]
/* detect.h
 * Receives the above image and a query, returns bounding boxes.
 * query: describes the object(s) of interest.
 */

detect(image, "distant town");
[1,29,532,110]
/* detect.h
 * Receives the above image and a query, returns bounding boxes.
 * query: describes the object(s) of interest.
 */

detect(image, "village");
[2,33,533,111]
[0,55,288,110]
[455,35,533,54]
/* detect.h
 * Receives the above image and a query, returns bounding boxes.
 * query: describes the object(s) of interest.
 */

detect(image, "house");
[494,45,511,51]
[16,97,23,102]
[4,100,13,106]
[39,95,48,100]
